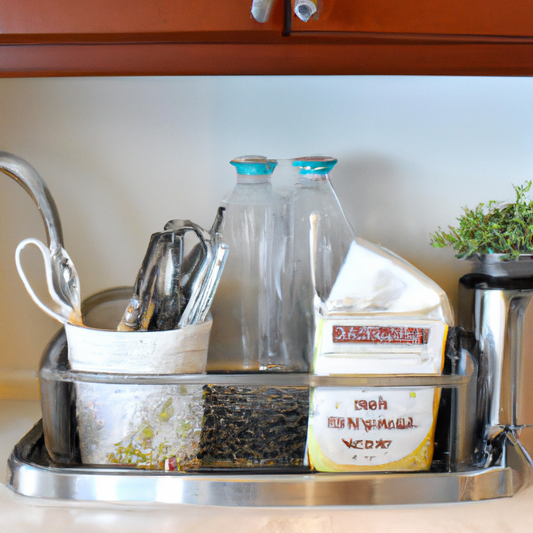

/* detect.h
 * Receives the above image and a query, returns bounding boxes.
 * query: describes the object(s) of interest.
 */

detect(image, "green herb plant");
[430,181,533,260]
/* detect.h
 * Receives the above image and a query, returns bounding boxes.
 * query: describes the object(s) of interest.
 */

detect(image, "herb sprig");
[430,181,533,260]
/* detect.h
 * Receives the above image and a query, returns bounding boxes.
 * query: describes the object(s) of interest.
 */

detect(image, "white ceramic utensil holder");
[65,309,212,469]
[66,318,212,375]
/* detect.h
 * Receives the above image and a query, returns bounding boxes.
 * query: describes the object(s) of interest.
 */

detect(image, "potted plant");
[430,181,533,277]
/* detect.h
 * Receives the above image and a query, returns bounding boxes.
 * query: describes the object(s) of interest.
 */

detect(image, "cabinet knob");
[251,0,277,22]
[294,0,318,22]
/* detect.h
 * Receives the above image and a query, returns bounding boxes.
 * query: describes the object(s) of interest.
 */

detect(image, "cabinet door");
[291,0,533,38]
[1,0,533,76]
[0,0,284,44]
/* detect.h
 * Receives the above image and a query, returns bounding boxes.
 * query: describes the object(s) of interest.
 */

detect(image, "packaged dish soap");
[299,157,454,472]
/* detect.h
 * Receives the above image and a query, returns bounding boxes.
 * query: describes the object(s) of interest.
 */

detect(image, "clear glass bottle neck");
[298,174,330,185]
[236,175,272,184]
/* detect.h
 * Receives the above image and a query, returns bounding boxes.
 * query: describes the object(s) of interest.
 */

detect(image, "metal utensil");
[119,208,227,331]
[118,229,184,331]
[169,207,226,327]
[193,243,229,325]
[164,218,212,323]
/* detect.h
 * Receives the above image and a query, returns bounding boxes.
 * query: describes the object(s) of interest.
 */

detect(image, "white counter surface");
[2,399,533,533]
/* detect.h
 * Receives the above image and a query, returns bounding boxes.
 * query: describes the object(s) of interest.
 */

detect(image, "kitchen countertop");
[2,398,533,533]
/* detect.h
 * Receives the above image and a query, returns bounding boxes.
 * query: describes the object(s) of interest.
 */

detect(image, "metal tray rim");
[7,424,533,507]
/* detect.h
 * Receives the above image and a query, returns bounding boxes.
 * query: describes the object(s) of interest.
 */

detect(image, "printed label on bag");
[332,325,430,345]
[312,318,447,375]
[308,387,438,471]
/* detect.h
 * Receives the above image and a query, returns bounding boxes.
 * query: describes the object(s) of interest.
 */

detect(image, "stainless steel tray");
[7,422,533,507]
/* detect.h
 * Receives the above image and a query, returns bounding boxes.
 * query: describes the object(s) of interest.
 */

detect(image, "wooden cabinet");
[1,0,533,76]
[0,0,284,43]
[291,0,533,37]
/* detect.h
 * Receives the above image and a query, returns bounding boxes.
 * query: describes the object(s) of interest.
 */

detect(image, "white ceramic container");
[66,318,212,375]
[63,288,213,469]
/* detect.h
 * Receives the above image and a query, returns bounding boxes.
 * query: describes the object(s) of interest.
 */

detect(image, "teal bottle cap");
[292,156,337,175]
[231,156,278,175]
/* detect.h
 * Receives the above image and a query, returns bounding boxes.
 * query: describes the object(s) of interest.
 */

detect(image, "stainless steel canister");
[459,255,533,459]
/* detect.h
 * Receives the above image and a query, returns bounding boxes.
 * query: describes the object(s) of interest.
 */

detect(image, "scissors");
[15,237,83,325]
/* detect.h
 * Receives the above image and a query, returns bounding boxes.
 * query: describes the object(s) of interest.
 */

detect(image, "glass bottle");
[281,156,355,370]
[207,156,292,371]
[304,160,454,375]
[287,157,455,473]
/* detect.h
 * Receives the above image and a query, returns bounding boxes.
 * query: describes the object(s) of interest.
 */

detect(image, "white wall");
[1,75,532,397]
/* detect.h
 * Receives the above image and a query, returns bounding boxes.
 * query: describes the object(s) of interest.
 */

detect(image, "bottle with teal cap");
[281,156,356,369]
[207,155,292,371]
[292,157,455,473]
